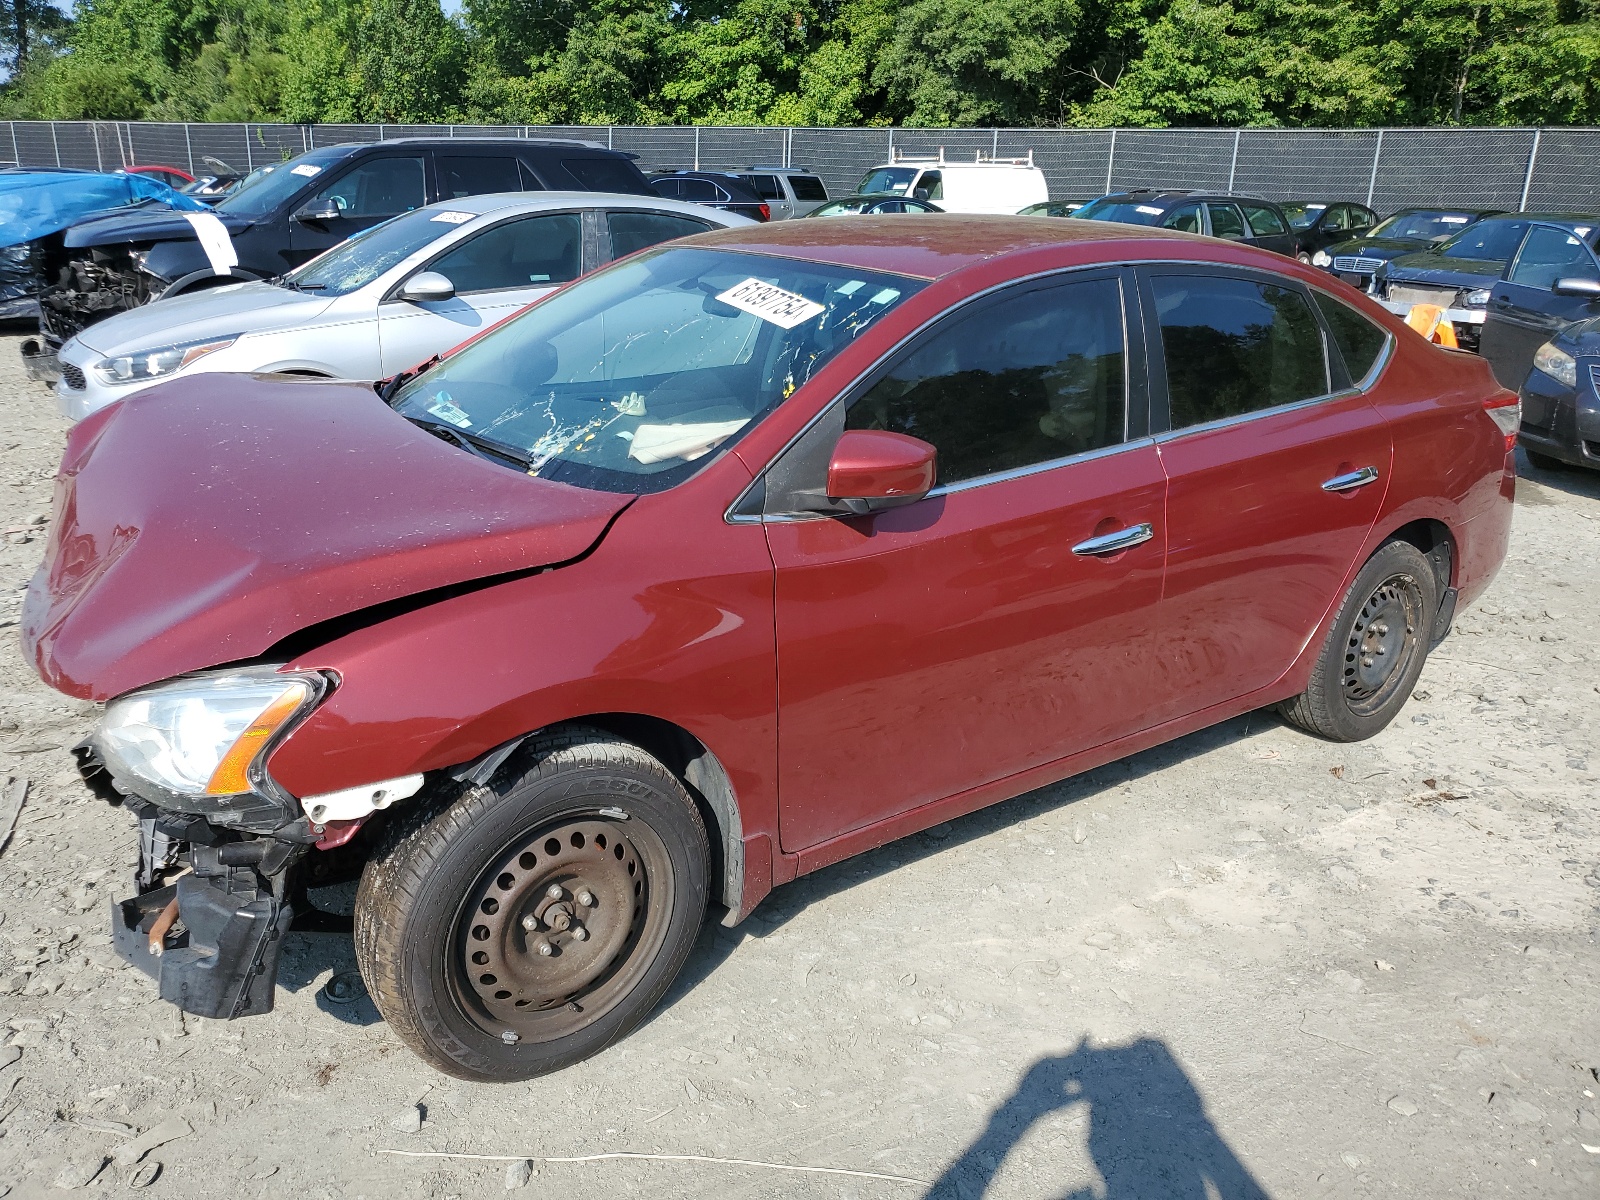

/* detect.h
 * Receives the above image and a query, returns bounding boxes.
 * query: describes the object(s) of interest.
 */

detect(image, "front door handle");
[1072,522,1155,557]
[1321,465,1380,492]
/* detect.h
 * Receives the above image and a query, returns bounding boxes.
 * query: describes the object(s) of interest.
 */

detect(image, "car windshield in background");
[215,149,346,217]
[811,198,878,217]
[282,208,455,296]
[856,167,918,196]
[1072,197,1166,226]
[1281,203,1327,230]
[1371,210,1478,241]
[390,247,922,494]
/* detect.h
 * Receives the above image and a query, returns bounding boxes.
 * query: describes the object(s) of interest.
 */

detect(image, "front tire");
[1279,540,1437,742]
[354,728,709,1081]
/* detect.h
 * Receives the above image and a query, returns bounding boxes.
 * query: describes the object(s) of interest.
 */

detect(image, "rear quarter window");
[1313,292,1390,384]
[790,175,828,201]
[562,157,646,194]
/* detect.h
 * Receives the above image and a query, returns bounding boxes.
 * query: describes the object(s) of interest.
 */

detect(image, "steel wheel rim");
[449,810,672,1044]
[1342,572,1425,717]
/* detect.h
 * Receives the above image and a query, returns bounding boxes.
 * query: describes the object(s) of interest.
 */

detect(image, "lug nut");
[536,940,553,956]
[521,914,539,932]
[572,926,589,941]
[577,890,595,907]
[546,884,564,900]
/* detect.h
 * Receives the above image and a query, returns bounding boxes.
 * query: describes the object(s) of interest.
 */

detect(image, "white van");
[855,149,1049,215]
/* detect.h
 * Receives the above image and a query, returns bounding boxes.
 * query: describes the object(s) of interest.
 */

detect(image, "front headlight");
[1532,340,1578,390]
[1312,250,1332,267]
[1462,289,1491,308]
[93,335,237,384]
[95,668,325,802]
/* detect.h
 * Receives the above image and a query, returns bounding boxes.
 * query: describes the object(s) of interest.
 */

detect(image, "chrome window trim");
[929,436,1155,498]
[722,261,1134,525]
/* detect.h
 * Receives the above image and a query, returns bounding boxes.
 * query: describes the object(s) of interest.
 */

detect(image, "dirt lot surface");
[0,332,1596,1199]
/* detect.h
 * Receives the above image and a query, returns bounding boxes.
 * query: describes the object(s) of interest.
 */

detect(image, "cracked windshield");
[390,246,921,492]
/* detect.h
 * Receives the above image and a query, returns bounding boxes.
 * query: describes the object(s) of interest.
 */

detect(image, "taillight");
[1484,393,1520,451]
[758,203,771,222]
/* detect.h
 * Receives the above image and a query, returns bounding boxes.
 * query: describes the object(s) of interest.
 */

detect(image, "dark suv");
[1074,190,1296,257]
[24,138,653,378]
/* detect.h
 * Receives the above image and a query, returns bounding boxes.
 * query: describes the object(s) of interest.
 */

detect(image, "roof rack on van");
[889,147,1035,167]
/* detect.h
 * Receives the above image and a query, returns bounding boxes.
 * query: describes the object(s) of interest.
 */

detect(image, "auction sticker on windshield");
[715,278,825,329]
[290,164,322,177]
[430,211,474,225]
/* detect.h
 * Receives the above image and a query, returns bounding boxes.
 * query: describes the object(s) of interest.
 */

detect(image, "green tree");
[874,0,1082,125]
[356,0,467,121]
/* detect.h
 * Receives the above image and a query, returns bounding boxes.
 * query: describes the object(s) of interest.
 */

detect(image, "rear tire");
[1279,540,1437,742]
[354,727,709,1081]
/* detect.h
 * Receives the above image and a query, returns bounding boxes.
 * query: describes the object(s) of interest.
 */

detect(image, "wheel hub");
[1342,575,1423,714]
[458,816,649,1037]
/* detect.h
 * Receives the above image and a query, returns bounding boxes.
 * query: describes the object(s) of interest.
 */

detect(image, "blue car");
[1515,314,1600,472]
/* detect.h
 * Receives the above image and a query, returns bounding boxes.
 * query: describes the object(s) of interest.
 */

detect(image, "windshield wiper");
[380,353,442,402]
[403,415,532,467]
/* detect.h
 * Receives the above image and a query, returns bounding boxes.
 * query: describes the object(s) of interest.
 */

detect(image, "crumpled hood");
[1383,251,1505,289]
[23,375,631,701]
[64,206,254,249]
[71,281,333,355]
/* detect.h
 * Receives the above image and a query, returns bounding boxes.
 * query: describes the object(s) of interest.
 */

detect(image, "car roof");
[1097,191,1282,207]
[684,215,1213,280]
[1503,211,1600,224]
[422,191,753,219]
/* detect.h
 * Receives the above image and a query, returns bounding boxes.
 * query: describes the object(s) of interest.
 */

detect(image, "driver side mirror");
[397,271,456,303]
[826,429,937,516]
[292,198,342,224]
[913,188,931,201]
[1552,276,1600,298]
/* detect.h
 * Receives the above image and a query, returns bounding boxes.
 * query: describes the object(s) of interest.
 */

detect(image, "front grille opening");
[59,362,86,391]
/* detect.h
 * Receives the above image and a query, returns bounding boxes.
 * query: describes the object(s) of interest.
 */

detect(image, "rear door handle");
[1072,522,1155,556]
[1321,465,1380,492]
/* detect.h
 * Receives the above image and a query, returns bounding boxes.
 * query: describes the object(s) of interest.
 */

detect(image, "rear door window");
[741,175,784,200]
[1206,203,1247,240]
[1313,292,1390,384]
[437,155,521,199]
[789,175,828,201]
[428,212,582,292]
[678,179,723,202]
[562,157,644,193]
[845,274,1128,484]
[606,210,713,259]
[1149,273,1329,430]
[1241,204,1288,237]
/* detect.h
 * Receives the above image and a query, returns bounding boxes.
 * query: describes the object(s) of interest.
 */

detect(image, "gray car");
[56,192,752,421]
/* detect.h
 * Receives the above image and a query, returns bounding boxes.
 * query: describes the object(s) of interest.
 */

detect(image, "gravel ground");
[0,332,1597,1199]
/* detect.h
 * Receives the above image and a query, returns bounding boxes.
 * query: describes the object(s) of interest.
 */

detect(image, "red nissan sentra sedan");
[22,218,1516,1080]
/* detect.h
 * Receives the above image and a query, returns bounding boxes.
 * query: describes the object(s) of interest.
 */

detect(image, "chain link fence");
[3,121,1597,212]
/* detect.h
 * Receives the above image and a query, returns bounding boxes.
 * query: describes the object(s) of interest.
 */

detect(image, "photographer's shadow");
[927,1037,1272,1200]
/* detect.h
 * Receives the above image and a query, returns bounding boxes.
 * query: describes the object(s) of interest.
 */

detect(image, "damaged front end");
[80,667,338,1019]
[24,239,160,379]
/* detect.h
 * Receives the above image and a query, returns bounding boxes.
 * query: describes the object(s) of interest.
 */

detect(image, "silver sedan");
[55,192,753,421]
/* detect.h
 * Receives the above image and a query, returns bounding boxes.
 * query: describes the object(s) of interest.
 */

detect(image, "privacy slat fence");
[5,122,1598,213]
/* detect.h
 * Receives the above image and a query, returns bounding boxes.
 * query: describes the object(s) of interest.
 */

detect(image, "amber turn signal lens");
[205,684,311,795]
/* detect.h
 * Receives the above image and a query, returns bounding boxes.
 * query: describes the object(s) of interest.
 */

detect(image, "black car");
[24,137,653,377]
[1018,200,1084,217]
[1377,214,1598,356]
[805,193,945,216]
[1515,312,1600,471]
[1478,216,1600,389]
[1281,200,1377,262]
[1313,207,1504,291]
[648,172,771,222]
[1073,190,1296,256]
